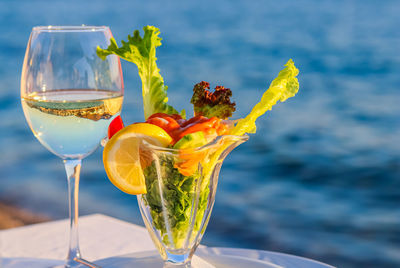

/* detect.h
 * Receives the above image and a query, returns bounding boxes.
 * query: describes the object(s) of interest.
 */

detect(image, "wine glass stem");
[64,159,82,263]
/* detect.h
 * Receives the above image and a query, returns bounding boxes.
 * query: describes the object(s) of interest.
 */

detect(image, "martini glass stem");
[64,159,82,265]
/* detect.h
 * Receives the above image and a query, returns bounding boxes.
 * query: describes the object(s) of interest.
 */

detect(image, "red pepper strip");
[108,115,125,139]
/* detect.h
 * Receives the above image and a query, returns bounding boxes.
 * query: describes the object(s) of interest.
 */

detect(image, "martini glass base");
[164,251,192,267]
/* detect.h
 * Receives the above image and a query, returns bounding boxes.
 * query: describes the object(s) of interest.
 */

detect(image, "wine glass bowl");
[21,26,123,159]
[137,135,248,267]
[20,26,123,267]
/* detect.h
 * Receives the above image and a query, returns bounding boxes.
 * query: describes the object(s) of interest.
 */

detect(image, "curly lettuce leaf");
[190,81,236,119]
[97,26,184,119]
[231,59,299,136]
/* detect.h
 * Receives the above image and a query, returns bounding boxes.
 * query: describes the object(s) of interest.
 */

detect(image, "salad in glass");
[98,26,299,267]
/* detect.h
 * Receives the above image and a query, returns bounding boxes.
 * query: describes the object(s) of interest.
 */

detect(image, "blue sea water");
[0,0,400,267]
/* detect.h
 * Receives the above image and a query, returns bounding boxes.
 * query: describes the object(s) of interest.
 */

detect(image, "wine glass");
[21,26,124,267]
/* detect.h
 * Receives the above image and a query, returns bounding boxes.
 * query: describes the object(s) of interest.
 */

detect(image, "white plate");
[95,250,280,268]
[196,247,336,268]
[199,253,282,268]
[1,247,334,268]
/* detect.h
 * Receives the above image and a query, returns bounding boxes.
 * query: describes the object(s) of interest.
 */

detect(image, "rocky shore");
[0,202,50,230]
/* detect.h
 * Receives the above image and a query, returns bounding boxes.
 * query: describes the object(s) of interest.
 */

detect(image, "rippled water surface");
[0,1,399,267]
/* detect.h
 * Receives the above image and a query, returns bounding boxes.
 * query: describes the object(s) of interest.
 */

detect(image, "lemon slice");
[103,123,172,194]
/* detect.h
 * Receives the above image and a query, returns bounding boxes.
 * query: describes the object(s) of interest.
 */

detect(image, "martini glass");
[137,134,248,267]
[21,26,124,267]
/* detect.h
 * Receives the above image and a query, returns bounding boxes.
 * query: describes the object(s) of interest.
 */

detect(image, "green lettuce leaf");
[143,156,208,248]
[231,59,299,136]
[97,26,184,119]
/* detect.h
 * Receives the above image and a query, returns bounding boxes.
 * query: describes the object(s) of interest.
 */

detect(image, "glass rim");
[141,134,249,153]
[32,25,110,32]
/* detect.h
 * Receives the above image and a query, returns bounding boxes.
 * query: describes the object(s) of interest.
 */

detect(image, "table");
[0,214,335,268]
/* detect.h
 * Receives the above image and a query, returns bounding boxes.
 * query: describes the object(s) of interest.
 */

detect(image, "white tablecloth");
[1,214,154,260]
[0,214,335,268]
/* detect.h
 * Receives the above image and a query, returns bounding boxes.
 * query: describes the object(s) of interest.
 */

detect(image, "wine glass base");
[52,258,101,268]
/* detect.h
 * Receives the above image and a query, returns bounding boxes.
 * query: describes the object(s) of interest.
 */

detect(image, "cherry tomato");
[146,113,181,136]
[147,113,182,121]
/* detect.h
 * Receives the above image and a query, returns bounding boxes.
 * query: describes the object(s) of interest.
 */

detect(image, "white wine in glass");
[21,89,123,158]
[21,26,124,267]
